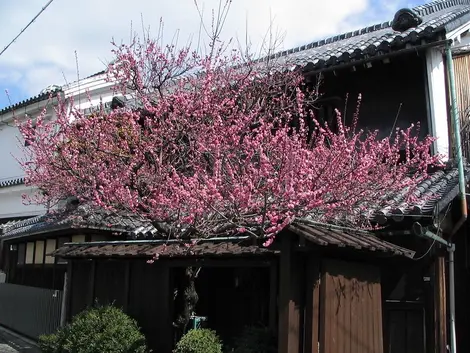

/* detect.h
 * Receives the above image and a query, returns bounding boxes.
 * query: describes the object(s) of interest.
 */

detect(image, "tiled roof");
[1,205,158,240]
[0,219,25,233]
[51,239,275,259]
[0,177,25,188]
[371,165,469,224]
[289,222,416,258]
[264,0,470,71]
[0,88,62,116]
[2,165,466,243]
[51,222,415,259]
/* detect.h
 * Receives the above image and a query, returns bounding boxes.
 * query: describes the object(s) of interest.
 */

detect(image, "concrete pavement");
[0,326,40,353]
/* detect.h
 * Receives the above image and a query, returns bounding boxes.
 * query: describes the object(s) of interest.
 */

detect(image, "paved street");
[0,327,39,353]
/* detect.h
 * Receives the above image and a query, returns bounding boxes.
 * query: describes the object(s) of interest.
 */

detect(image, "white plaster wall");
[0,124,25,181]
[425,47,450,159]
[0,121,51,219]
[0,185,47,219]
[0,100,58,181]
[0,100,57,220]
[0,74,116,221]
[63,73,116,111]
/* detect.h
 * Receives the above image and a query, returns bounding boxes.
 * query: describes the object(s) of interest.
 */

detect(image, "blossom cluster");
[19,38,439,241]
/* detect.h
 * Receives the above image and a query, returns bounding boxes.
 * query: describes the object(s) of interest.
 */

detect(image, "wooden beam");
[278,236,302,353]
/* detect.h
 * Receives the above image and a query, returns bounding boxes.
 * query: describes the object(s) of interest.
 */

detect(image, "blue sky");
[0,0,429,110]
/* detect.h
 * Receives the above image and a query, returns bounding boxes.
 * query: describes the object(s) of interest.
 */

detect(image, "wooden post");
[161,263,172,353]
[434,255,447,353]
[42,240,47,287]
[269,260,278,333]
[123,261,130,312]
[88,260,96,307]
[278,236,302,353]
[304,257,320,353]
[61,261,72,326]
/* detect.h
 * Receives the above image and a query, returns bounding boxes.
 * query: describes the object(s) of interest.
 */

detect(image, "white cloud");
[0,0,413,97]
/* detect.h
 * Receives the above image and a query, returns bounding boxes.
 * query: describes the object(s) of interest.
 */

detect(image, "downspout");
[449,243,457,353]
[427,41,469,353]
[413,223,457,353]
[445,42,468,237]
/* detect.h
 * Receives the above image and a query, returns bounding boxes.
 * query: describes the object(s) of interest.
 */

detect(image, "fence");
[0,283,63,339]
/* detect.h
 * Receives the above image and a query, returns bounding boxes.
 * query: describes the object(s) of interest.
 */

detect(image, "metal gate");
[0,283,62,339]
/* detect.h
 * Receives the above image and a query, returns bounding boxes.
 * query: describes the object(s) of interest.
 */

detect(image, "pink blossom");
[17,35,440,241]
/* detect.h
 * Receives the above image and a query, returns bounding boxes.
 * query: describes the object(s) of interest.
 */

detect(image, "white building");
[0,71,116,227]
[0,88,61,222]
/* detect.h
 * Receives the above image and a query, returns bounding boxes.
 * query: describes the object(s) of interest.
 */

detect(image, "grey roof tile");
[289,223,415,258]
[51,239,276,259]
[2,166,466,239]
[1,205,158,240]
[372,165,469,224]
[0,177,24,188]
[261,0,470,71]
[51,223,415,259]
[0,88,62,116]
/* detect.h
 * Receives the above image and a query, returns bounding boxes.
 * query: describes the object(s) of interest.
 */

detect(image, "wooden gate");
[304,259,384,353]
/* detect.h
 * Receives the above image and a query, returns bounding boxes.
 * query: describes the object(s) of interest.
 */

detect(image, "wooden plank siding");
[319,259,383,353]
[452,54,470,121]
[451,54,470,159]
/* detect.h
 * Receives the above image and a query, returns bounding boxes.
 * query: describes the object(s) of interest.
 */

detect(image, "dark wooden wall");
[314,53,428,140]
[127,260,171,351]
[68,259,172,352]
[68,258,273,353]
[278,236,385,353]
[319,259,383,353]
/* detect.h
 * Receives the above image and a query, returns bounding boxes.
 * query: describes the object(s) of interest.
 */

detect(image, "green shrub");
[173,329,222,353]
[38,305,147,353]
[38,333,60,353]
[231,326,276,353]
